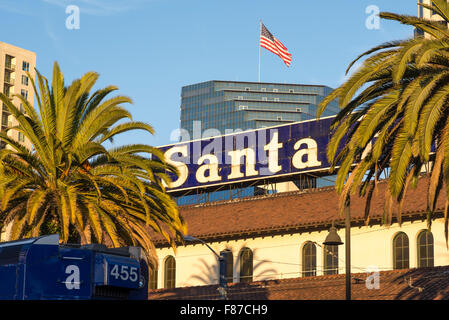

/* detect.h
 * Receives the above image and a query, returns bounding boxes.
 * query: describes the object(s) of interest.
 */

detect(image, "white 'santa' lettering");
[227,148,259,179]
[292,138,322,169]
[65,265,80,290]
[196,154,221,183]
[110,264,138,282]
[264,131,283,174]
[164,145,189,188]
[162,133,325,189]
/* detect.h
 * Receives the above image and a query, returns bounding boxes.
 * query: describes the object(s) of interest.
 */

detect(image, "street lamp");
[323,225,343,246]
[323,199,351,301]
[183,235,228,300]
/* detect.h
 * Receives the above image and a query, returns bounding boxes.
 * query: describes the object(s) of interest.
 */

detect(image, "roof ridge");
[148,265,449,294]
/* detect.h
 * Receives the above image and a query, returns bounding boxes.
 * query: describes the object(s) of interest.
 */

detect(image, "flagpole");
[259,20,261,83]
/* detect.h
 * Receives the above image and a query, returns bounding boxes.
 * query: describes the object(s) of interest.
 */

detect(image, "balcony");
[2,90,13,98]
[4,76,14,86]
[2,104,10,113]
[1,115,12,130]
[4,62,16,71]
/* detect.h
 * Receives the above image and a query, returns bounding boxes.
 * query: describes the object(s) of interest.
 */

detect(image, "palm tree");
[0,61,186,267]
[316,0,449,235]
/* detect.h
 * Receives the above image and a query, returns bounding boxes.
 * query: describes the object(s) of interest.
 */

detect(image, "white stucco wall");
[154,217,449,289]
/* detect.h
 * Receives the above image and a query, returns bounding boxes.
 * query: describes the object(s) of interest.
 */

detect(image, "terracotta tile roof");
[148,265,449,300]
[152,175,444,245]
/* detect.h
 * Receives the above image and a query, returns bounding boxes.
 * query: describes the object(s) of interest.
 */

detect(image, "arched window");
[417,230,434,268]
[220,249,234,283]
[393,232,409,269]
[164,256,176,289]
[239,248,253,283]
[323,244,338,275]
[149,267,158,289]
[302,241,316,277]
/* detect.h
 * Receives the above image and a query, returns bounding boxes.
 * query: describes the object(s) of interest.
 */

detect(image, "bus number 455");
[110,265,138,282]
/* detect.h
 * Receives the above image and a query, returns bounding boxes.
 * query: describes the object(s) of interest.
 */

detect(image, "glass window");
[393,232,409,269]
[164,256,176,289]
[302,241,316,277]
[323,244,339,275]
[149,268,158,289]
[239,247,253,283]
[4,70,13,84]
[3,86,11,97]
[5,55,15,69]
[417,230,434,268]
[18,132,25,142]
[1,113,8,127]
[220,249,233,283]
[21,75,28,86]
[21,89,28,100]
[22,61,29,72]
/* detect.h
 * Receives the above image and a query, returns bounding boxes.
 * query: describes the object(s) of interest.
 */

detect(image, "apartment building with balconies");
[0,41,36,150]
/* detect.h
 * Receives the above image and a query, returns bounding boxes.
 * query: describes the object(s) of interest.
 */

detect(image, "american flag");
[260,23,292,67]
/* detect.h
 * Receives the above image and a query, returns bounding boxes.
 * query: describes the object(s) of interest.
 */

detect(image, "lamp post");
[323,195,351,300]
[183,235,228,300]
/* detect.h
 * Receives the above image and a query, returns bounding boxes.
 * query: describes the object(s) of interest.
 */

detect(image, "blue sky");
[1,0,418,147]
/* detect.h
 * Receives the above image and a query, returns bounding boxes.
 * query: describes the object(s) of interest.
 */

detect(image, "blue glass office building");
[180,80,339,138]
[177,80,339,205]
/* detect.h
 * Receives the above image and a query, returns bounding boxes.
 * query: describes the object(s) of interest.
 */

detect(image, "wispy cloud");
[43,0,149,16]
[0,1,36,16]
